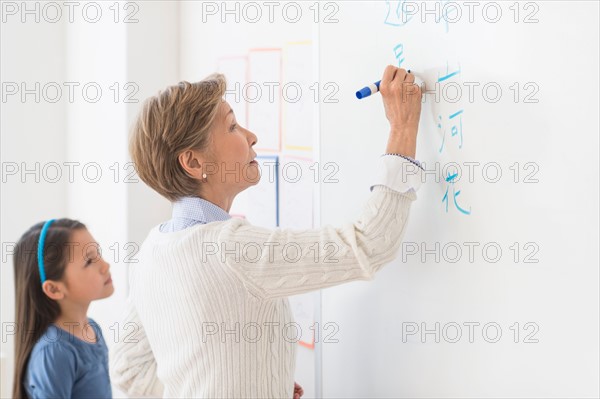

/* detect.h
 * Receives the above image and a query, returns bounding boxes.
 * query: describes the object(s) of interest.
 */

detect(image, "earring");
[202,173,207,179]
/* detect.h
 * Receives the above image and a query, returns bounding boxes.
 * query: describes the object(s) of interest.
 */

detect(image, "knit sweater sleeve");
[109,294,164,398]
[217,156,423,300]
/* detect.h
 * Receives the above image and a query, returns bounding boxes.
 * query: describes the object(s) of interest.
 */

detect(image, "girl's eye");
[85,258,93,266]
[230,123,237,132]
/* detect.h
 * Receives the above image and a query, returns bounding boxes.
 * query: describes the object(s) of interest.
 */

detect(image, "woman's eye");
[85,258,93,266]
[230,123,237,132]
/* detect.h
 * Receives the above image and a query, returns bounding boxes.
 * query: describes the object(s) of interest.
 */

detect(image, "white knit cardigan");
[109,155,423,398]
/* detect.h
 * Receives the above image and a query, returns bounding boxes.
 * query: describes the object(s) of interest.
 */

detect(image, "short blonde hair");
[130,73,227,202]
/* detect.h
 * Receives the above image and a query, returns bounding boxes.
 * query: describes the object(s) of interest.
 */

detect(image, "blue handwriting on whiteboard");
[438,110,464,153]
[384,0,413,27]
[393,43,405,67]
[437,62,464,153]
[442,172,471,215]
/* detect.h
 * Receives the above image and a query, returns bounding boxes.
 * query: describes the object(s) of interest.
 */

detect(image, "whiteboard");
[318,1,599,397]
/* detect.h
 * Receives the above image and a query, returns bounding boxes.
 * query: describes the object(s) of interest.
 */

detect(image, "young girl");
[12,218,114,398]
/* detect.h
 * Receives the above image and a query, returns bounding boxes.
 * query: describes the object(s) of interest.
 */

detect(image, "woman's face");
[207,100,260,191]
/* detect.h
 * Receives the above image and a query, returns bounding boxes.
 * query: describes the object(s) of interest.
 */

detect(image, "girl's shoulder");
[29,319,107,369]
[32,318,105,354]
[86,317,101,330]
[28,327,80,374]
[85,317,108,345]
[30,324,79,356]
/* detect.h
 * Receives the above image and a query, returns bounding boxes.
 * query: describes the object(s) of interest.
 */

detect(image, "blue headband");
[37,219,56,284]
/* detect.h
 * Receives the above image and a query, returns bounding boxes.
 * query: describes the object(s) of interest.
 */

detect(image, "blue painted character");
[384,0,414,27]
[442,171,471,215]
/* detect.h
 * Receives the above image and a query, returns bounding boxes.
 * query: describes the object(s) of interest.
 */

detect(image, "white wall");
[0,2,176,397]
[64,0,129,346]
[64,2,177,397]
[125,3,179,249]
[1,8,67,397]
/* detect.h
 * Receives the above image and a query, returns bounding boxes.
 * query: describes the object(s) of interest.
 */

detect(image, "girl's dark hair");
[12,218,86,399]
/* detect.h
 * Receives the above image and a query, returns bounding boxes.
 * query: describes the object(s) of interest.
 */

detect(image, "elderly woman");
[109,65,423,398]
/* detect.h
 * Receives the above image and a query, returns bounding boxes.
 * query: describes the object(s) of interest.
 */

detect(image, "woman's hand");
[379,65,422,158]
[293,381,304,399]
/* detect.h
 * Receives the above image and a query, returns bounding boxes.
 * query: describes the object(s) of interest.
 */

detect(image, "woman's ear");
[178,150,203,179]
[42,280,65,301]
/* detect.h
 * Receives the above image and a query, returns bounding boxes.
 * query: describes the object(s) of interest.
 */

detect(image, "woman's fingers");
[381,65,398,87]
[380,65,422,136]
[394,67,408,83]
[294,382,304,398]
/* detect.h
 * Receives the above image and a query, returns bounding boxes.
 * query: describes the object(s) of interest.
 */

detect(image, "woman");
[110,65,423,398]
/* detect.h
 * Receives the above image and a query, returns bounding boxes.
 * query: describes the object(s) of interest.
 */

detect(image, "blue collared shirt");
[159,196,231,232]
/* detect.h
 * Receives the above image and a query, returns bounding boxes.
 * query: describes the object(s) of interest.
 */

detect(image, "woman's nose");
[246,127,257,146]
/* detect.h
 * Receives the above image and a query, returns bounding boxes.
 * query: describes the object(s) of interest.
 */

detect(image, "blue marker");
[356,71,426,99]
[356,81,381,99]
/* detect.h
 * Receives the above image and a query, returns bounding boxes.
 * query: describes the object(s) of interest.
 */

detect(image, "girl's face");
[59,228,114,303]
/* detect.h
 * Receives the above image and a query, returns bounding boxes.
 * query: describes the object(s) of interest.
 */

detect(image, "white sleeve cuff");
[370,154,424,193]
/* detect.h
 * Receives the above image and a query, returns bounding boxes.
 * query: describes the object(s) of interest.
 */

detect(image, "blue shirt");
[24,318,111,398]
[160,196,231,232]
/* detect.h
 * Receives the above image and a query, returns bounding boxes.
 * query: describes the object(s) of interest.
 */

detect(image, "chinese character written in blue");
[442,171,471,215]
[384,0,413,27]
[438,109,464,153]
[440,0,459,33]
[437,63,464,153]
[393,43,405,67]
[438,63,461,83]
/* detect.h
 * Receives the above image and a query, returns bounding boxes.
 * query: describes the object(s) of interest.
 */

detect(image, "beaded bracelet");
[382,153,424,170]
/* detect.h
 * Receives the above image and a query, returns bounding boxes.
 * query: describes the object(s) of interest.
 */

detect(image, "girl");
[12,218,114,398]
